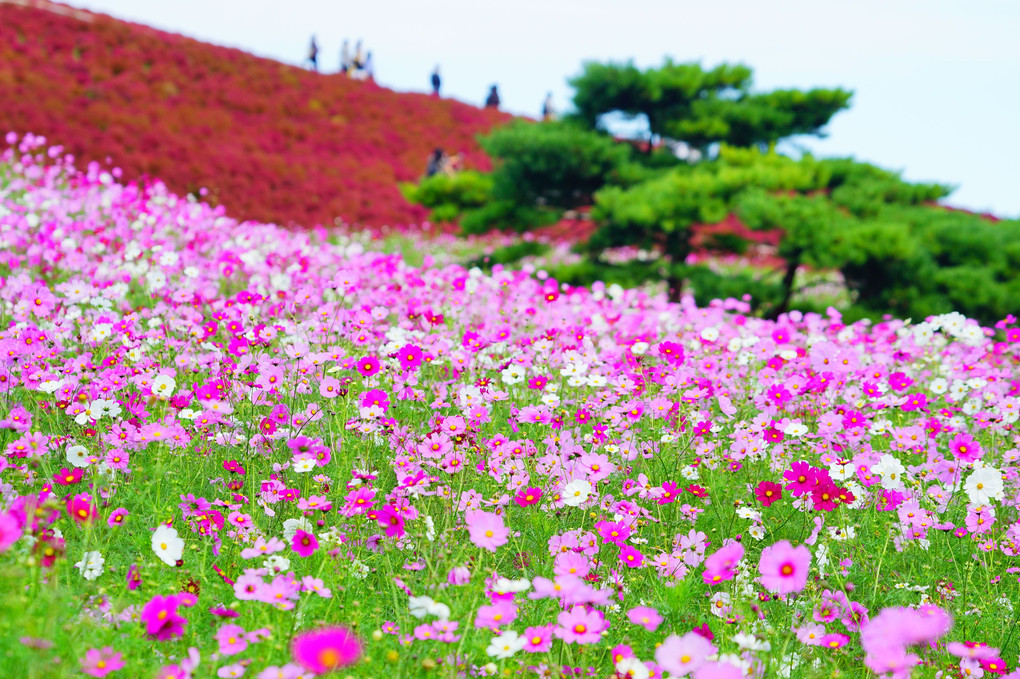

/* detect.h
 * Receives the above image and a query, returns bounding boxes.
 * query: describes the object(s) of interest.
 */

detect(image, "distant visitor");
[425,148,445,177]
[542,92,554,121]
[363,51,374,82]
[485,85,500,110]
[424,149,463,178]
[431,66,441,96]
[307,35,319,72]
[340,39,350,74]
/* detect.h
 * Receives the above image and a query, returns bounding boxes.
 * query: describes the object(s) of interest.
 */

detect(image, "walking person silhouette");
[307,35,319,72]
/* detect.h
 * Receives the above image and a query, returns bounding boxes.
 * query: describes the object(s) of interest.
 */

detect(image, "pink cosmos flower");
[554,606,605,645]
[947,642,1000,660]
[655,631,716,676]
[473,600,517,631]
[397,345,423,371]
[66,493,98,526]
[367,505,406,538]
[0,512,23,553]
[618,545,644,569]
[291,626,362,673]
[291,530,318,557]
[783,461,818,497]
[596,520,632,545]
[819,633,850,649]
[107,508,129,527]
[355,356,381,377]
[758,540,811,595]
[126,564,142,591]
[140,594,188,641]
[702,541,744,586]
[949,433,982,463]
[318,376,342,399]
[466,509,509,552]
[81,647,124,677]
[216,624,249,655]
[754,481,783,507]
[522,625,554,653]
[514,486,543,507]
[626,606,663,632]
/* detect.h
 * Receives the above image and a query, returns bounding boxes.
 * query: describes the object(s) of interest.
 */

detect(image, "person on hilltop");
[425,148,446,178]
[441,152,463,176]
[431,66,441,96]
[542,92,555,121]
[340,39,350,75]
[363,51,375,82]
[353,40,365,71]
[485,85,501,110]
[307,35,319,72]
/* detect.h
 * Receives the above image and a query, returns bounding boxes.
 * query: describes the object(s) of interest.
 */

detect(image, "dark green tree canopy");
[478,120,630,210]
[569,59,852,151]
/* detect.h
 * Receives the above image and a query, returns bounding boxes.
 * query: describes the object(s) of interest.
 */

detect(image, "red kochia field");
[0,1,509,228]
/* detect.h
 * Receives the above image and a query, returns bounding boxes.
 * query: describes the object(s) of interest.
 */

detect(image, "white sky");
[65,0,1020,217]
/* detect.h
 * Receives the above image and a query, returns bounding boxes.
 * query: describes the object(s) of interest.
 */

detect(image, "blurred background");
[65,0,1020,217]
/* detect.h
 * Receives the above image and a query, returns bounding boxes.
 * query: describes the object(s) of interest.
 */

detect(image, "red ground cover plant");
[0,1,510,228]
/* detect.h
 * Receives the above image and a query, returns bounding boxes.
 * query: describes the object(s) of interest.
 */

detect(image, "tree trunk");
[768,254,800,320]
[665,230,690,303]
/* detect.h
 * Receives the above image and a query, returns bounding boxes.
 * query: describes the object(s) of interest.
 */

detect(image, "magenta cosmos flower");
[140,594,188,640]
[466,509,509,552]
[291,530,318,557]
[355,355,381,377]
[758,540,811,595]
[66,493,98,526]
[514,486,543,507]
[754,481,783,507]
[291,626,362,673]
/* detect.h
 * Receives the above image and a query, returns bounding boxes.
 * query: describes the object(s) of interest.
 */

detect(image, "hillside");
[0,0,510,228]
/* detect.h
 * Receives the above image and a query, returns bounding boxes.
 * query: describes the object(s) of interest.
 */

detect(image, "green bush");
[399,170,492,223]
[479,120,631,210]
[464,241,551,270]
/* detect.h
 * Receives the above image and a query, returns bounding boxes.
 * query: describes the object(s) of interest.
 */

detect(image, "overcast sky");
[65,0,1020,217]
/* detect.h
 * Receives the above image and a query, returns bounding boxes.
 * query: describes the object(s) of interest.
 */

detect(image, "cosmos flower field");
[1,133,1019,679]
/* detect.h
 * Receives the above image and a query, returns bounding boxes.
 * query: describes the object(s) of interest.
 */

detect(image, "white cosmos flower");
[151,375,176,399]
[561,479,592,507]
[74,550,105,580]
[67,445,91,468]
[493,577,531,594]
[873,454,907,490]
[283,517,313,541]
[151,524,184,566]
[409,595,438,619]
[965,467,1004,505]
[615,658,650,679]
[38,380,64,394]
[292,457,317,473]
[406,595,451,620]
[486,630,525,659]
[783,422,808,437]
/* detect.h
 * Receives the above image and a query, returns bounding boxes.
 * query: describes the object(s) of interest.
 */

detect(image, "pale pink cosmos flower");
[626,606,663,632]
[554,606,606,645]
[655,631,716,676]
[758,540,811,594]
[81,647,124,677]
[466,509,509,552]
